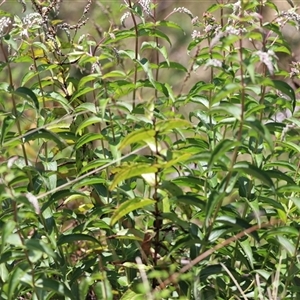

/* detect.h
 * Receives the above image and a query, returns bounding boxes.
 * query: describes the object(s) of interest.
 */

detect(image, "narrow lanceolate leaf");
[271,80,296,112]
[42,190,87,211]
[75,116,103,135]
[23,128,66,149]
[8,263,28,300]
[216,216,259,241]
[75,133,104,149]
[57,233,101,246]
[35,278,74,298]
[205,191,225,228]
[264,169,295,184]
[208,139,240,170]
[276,236,295,256]
[156,119,191,133]
[110,164,158,191]
[14,86,39,110]
[233,162,274,189]
[245,120,274,150]
[110,198,155,226]
[118,129,156,150]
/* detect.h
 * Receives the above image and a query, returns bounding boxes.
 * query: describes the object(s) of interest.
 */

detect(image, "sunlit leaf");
[118,129,156,150]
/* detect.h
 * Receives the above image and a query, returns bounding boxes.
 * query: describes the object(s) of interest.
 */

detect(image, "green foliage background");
[1,0,300,299]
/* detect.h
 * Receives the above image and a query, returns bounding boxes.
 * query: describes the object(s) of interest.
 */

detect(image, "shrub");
[1,0,300,299]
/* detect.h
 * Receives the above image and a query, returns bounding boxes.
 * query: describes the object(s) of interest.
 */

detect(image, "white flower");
[255,50,277,75]
[225,25,247,36]
[0,17,11,36]
[173,7,193,18]
[120,12,130,27]
[191,30,201,40]
[22,13,43,26]
[139,0,152,16]
[205,59,222,68]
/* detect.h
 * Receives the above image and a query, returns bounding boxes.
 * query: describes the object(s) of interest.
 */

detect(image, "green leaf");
[245,119,274,150]
[14,87,39,110]
[1,220,15,253]
[71,87,95,101]
[118,129,155,150]
[8,263,28,300]
[212,83,242,104]
[136,57,155,86]
[205,191,225,228]
[72,177,106,190]
[175,195,205,209]
[104,30,136,44]
[209,103,242,119]
[78,74,100,89]
[79,159,111,175]
[110,198,155,226]
[79,277,94,300]
[276,236,295,256]
[46,91,72,113]
[277,141,300,154]
[216,216,259,241]
[209,139,239,170]
[94,280,113,300]
[35,278,74,298]
[158,61,187,72]
[23,128,67,149]
[25,239,57,259]
[233,162,275,189]
[265,169,295,184]
[0,116,14,145]
[75,102,97,114]
[75,116,103,135]
[75,133,104,149]
[156,20,183,32]
[272,80,296,112]
[102,70,127,79]
[42,190,87,211]
[138,27,172,45]
[156,119,191,133]
[141,41,169,66]
[277,185,300,194]
[290,197,300,211]
[120,289,144,300]
[57,233,101,246]
[239,239,254,269]
[110,164,158,191]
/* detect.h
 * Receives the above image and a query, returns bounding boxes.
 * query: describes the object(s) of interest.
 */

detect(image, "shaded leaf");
[15,86,39,110]
[57,233,101,246]
[233,162,274,189]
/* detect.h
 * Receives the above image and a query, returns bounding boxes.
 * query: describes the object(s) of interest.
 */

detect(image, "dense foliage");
[1,0,300,299]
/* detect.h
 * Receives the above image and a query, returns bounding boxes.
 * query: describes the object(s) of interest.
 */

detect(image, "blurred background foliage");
[1,0,299,94]
[1,0,298,161]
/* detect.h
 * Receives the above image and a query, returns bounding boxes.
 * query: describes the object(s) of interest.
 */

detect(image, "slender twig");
[127,0,139,109]
[220,262,248,300]
[36,145,148,200]
[154,223,270,292]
